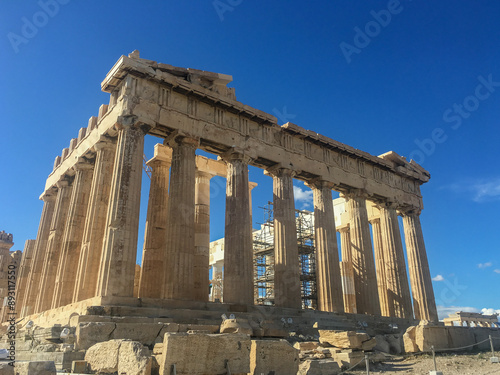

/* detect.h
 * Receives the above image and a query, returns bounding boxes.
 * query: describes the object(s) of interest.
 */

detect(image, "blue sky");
[1,1,499,319]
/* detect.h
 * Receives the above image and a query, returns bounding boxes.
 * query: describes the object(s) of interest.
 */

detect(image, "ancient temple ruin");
[6,51,484,373]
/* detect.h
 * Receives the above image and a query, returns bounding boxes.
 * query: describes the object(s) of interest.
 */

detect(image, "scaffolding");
[253,202,317,309]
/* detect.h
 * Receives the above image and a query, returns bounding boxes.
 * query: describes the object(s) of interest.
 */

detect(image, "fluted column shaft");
[310,182,344,313]
[15,240,36,316]
[96,120,148,297]
[370,218,390,317]
[35,179,73,313]
[73,139,117,302]
[21,193,56,317]
[52,161,94,309]
[379,205,413,318]
[402,210,438,322]
[223,154,254,305]
[345,191,381,315]
[193,170,213,302]
[339,226,356,313]
[163,136,198,300]
[138,155,171,298]
[271,168,301,309]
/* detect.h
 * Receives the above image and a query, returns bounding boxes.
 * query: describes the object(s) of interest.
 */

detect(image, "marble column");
[35,179,73,313]
[15,240,35,316]
[344,190,380,315]
[21,191,56,317]
[338,226,356,314]
[370,217,390,317]
[162,136,198,300]
[379,204,413,319]
[270,168,301,309]
[52,160,94,309]
[402,209,438,322]
[96,119,148,298]
[309,181,343,313]
[138,149,171,299]
[73,139,117,302]
[193,170,214,302]
[223,152,254,305]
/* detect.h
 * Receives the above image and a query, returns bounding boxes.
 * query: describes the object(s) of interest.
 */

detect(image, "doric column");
[222,151,254,305]
[162,135,198,300]
[35,179,73,313]
[21,191,56,317]
[193,170,214,302]
[308,181,343,313]
[96,118,149,298]
[52,160,94,309]
[402,208,438,322]
[138,146,172,299]
[268,167,301,309]
[370,217,390,317]
[344,190,380,315]
[379,203,413,319]
[338,226,356,313]
[15,239,35,316]
[73,138,117,302]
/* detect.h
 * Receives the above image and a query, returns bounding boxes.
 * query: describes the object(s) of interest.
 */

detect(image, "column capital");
[164,130,199,149]
[94,138,117,152]
[41,190,57,202]
[195,169,215,180]
[56,178,71,189]
[368,217,380,225]
[116,115,152,134]
[264,164,298,178]
[337,224,350,233]
[249,181,258,191]
[219,148,253,164]
[72,158,94,172]
[305,178,334,191]
[340,188,370,201]
[399,206,422,216]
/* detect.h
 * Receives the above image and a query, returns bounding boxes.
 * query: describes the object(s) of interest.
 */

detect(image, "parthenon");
[10,50,439,327]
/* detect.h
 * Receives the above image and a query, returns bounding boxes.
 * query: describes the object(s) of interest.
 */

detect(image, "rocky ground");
[344,352,500,374]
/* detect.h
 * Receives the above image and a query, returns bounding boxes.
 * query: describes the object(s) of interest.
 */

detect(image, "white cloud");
[437,305,480,321]
[494,269,500,274]
[293,186,313,208]
[432,274,444,281]
[481,308,500,316]
[442,178,500,202]
[478,262,493,269]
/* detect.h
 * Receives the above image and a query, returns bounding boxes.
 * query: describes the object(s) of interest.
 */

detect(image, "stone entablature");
[46,52,428,210]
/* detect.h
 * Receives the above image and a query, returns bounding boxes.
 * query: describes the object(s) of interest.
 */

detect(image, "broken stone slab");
[220,318,253,335]
[162,333,251,374]
[361,337,377,351]
[298,359,341,375]
[318,330,370,349]
[250,339,299,375]
[293,341,321,351]
[403,326,419,353]
[415,325,449,352]
[85,339,152,375]
[118,341,152,375]
[75,322,116,350]
[71,360,88,373]
[13,361,57,375]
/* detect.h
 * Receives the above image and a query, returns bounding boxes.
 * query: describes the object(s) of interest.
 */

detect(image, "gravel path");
[343,352,500,374]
